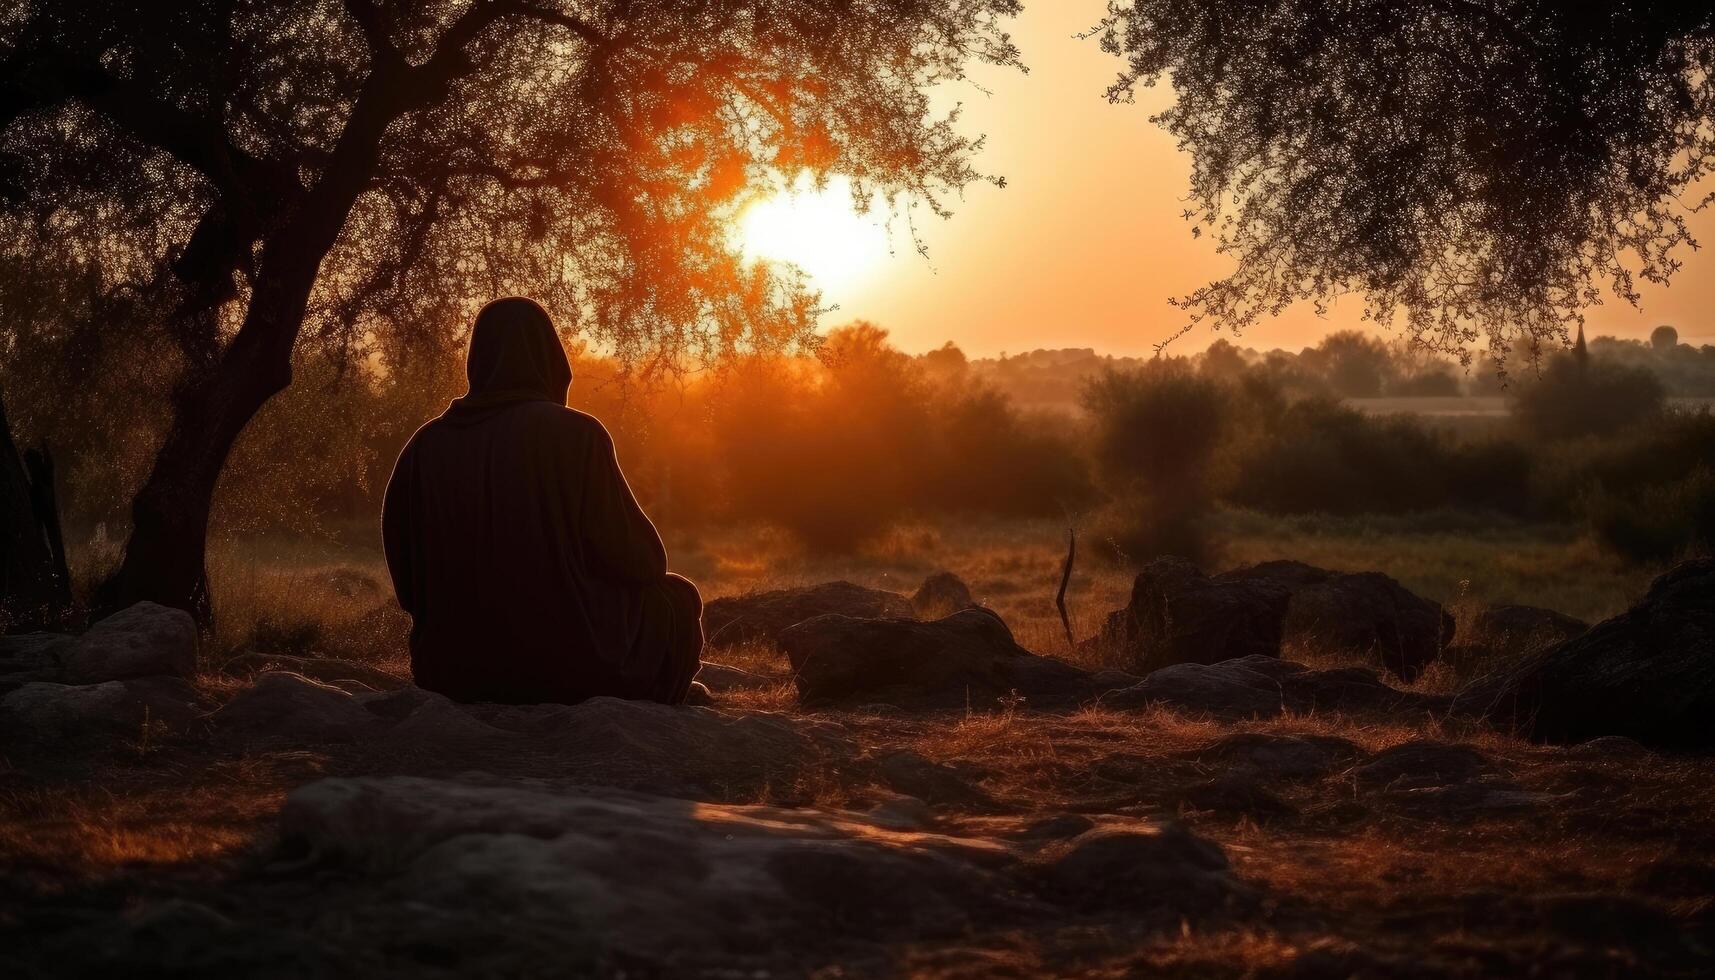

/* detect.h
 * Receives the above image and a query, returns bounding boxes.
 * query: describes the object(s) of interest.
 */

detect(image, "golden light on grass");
[735,177,890,292]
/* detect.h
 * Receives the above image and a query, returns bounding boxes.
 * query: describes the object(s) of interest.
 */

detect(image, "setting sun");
[736,177,891,292]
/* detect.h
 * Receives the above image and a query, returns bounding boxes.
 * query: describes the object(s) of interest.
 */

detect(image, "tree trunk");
[0,384,73,630]
[94,65,449,621]
[91,332,291,621]
[95,231,333,621]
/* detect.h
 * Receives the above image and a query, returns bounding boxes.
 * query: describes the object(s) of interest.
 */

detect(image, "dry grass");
[0,752,318,881]
[14,515,1701,977]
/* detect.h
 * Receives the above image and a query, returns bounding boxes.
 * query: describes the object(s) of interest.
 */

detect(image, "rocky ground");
[2,567,1713,978]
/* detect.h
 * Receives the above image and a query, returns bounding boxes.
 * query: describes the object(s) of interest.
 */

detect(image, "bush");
[1080,361,1227,565]
[1583,466,1715,563]
[1511,353,1665,440]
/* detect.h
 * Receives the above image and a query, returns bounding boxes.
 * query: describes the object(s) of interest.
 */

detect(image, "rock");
[221,651,406,691]
[433,696,856,801]
[1464,604,1589,659]
[1036,825,1250,916]
[1350,741,1494,791]
[1102,656,1290,719]
[1107,655,1444,720]
[779,607,1104,711]
[59,602,197,683]
[1279,666,1449,716]
[865,795,935,831]
[1456,560,1715,749]
[36,898,331,978]
[1013,813,1096,840]
[693,661,773,692]
[1176,774,1296,821]
[276,776,1031,965]
[682,680,715,706]
[912,571,976,619]
[876,750,997,809]
[1098,557,1292,673]
[0,676,203,741]
[1234,562,1450,682]
[1196,732,1362,781]
[0,631,69,688]
[1094,558,1453,680]
[703,581,914,648]
[212,671,378,743]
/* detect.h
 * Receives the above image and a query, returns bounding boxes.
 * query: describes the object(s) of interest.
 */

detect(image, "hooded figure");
[382,297,702,705]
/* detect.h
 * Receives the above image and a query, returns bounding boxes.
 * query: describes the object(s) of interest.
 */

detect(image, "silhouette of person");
[382,297,703,705]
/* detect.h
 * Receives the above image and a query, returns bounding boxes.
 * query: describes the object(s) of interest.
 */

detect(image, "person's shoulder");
[518,403,613,443]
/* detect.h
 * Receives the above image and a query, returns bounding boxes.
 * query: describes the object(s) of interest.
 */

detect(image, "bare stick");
[1056,526,1076,650]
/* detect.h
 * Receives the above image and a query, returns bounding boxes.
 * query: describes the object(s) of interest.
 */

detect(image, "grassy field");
[156,510,1658,688]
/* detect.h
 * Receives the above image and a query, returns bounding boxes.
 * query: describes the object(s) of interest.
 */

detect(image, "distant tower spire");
[1572,323,1588,370]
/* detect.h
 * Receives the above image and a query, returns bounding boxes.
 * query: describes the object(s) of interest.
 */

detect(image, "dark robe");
[382,298,702,705]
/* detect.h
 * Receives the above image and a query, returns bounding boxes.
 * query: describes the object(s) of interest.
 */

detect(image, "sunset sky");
[750,3,1715,359]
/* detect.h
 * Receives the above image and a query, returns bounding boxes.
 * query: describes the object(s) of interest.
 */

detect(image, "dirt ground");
[4,524,1708,977]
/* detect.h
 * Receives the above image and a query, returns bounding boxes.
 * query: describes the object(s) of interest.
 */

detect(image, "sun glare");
[736,178,890,292]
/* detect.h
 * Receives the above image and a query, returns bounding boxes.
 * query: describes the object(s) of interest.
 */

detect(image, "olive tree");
[1100,1,1715,366]
[0,0,1021,617]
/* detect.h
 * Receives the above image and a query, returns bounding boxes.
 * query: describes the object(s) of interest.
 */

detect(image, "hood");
[441,297,572,423]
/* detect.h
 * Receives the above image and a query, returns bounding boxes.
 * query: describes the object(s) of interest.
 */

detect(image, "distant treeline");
[6,317,1711,566]
[971,324,1715,409]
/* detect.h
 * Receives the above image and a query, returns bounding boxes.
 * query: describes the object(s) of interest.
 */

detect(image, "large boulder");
[273,776,1242,972]
[1457,560,1715,748]
[1095,558,1452,680]
[354,689,855,802]
[59,602,197,683]
[1462,604,1589,660]
[0,675,203,741]
[0,631,69,689]
[702,581,913,648]
[275,776,1032,968]
[912,571,976,619]
[1098,558,1293,673]
[1229,561,1451,681]
[779,607,1110,710]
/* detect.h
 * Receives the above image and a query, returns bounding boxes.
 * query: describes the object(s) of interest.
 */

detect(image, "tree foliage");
[0,0,1023,612]
[2,0,1022,375]
[1101,1,1715,364]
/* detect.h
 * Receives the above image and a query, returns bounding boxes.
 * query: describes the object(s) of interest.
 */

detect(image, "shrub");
[1583,465,1715,564]
[1080,361,1227,565]
[1511,353,1665,440]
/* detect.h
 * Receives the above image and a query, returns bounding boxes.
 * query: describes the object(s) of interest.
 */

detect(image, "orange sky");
[802,3,1715,358]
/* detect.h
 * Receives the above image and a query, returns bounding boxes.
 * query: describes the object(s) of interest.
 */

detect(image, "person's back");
[382,298,702,705]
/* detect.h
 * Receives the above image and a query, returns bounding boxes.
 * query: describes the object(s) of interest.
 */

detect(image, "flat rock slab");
[1104,655,1447,720]
[208,672,855,802]
[703,581,914,648]
[270,776,1245,972]
[780,608,1115,711]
